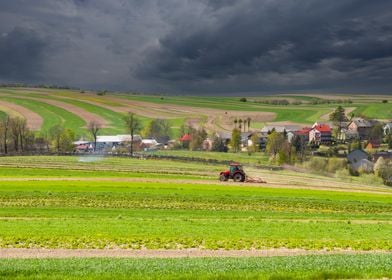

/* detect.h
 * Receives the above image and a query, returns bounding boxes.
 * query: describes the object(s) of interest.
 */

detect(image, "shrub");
[305,157,328,172]
[239,97,247,102]
[326,158,347,173]
[382,100,388,103]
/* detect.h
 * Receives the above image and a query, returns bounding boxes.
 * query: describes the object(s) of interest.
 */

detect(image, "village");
[72,108,392,186]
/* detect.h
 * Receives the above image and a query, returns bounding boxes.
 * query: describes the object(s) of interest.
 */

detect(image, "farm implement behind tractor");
[219,163,266,183]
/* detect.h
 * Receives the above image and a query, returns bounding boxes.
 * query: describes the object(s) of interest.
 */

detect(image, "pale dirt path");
[319,107,356,121]
[1,248,390,259]
[0,100,43,130]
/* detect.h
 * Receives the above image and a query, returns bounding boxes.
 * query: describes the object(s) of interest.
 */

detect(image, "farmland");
[0,156,391,252]
[1,86,392,279]
[0,87,391,137]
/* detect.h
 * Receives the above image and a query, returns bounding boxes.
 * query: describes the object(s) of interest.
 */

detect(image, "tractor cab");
[219,163,246,182]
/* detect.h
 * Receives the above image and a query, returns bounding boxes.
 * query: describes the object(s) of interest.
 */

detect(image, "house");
[260,124,301,143]
[384,122,392,135]
[365,140,381,150]
[338,128,359,142]
[350,159,374,173]
[140,138,159,150]
[73,140,92,153]
[179,134,191,142]
[295,127,312,142]
[309,123,332,144]
[347,118,377,140]
[96,134,142,151]
[373,151,392,162]
[215,131,232,145]
[347,149,370,164]
[347,149,373,173]
[241,132,253,147]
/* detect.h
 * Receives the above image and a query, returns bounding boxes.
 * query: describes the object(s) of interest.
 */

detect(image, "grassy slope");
[0,96,86,135]
[0,156,391,250]
[1,254,392,280]
[1,88,390,135]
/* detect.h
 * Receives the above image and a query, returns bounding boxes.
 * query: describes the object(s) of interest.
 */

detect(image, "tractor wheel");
[219,174,228,181]
[233,172,245,182]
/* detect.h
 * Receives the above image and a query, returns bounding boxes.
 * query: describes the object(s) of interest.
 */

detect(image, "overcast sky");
[0,0,391,95]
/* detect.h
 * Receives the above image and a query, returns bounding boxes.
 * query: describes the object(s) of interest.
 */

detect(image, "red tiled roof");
[313,124,331,133]
[296,127,312,135]
[180,134,191,141]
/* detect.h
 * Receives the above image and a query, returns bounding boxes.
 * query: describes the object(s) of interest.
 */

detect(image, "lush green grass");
[117,94,328,123]
[353,103,392,119]
[0,111,6,120]
[0,155,391,250]
[0,96,86,135]
[1,254,392,279]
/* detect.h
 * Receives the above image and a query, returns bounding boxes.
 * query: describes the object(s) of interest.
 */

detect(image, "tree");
[142,119,171,140]
[238,119,243,131]
[59,128,75,153]
[49,124,65,153]
[247,117,251,132]
[0,115,11,154]
[233,118,238,129]
[230,128,241,153]
[250,133,260,153]
[189,127,207,150]
[211,135,227,152]
[266,131,285,158]
[123,112,142,155]
[369,123,384,142]
[329,106,347,132]
[88,120,102,152]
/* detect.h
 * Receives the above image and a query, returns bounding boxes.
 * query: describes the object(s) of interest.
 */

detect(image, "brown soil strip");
[0,100,43,130]
[18,97,110,128]
[1,248,389,259]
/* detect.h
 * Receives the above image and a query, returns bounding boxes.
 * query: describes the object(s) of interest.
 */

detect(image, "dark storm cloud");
[0,27,47,81]
[0,0,391,94]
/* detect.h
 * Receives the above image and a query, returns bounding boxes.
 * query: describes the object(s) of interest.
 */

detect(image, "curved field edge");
[0,254,392,280]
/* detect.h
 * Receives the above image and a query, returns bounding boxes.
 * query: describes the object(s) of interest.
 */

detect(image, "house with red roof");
[309,123,332,145]
[180,134,191,142]
[295,127,312,142]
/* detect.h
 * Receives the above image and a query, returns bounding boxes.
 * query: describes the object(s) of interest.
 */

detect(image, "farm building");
[347,118,378,140]
[372,151,392,162]
[347,149,373,173]
[96,135,142,150]
[365,140,381,150]
[338,128,359,142]
[309,123,332,144]
[384,122,392,135]
[295,127,312,142]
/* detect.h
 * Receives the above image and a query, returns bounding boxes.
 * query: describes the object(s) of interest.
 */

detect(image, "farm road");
[1,249,390,259]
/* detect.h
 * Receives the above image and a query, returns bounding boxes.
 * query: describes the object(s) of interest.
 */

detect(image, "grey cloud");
[0,0,391,94]
[0,27,47,81]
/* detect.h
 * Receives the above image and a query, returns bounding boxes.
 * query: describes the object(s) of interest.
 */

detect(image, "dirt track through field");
[1,248,390,259]
[0,100,43,130]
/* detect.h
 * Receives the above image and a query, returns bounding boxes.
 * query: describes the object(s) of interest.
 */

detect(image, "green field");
[1,254,392,279]
[1,87,390,135]
[0,155,392,278]
[0,156,391,251]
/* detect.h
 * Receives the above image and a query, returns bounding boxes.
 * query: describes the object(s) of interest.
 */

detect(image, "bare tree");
[88,120,102,152]
[123,112,142,156]
[0,116,10,154]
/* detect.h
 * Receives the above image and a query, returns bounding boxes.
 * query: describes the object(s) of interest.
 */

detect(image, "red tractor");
[219,163,246,182]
